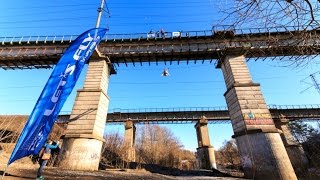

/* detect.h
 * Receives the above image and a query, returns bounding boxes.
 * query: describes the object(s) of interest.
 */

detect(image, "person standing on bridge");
[160,28,166,38]
[36,140,59,180]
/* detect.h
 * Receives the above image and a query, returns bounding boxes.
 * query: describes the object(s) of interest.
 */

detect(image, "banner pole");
[95,0,105,28]
[1,165,8,180]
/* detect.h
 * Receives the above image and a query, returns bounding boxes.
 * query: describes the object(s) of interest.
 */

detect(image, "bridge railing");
[104,30,215,42]
[102,26,319,42]
[2,25,319,45]
[55,104,320,115]
[0,30,215,45]
[268,104,320,109]
[218,25,317,35]
[109,104,320,113]
[0,35,76,45]
[108,106,228,113]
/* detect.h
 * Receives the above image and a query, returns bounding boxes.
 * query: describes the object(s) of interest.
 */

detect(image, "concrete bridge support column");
[275,117,308,176]
[195,116,216,169]
[218,55,297,180]
[58,58,111,171]
[124,120,136,162]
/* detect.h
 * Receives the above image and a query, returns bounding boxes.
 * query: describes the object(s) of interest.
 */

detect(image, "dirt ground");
[0,167,246,180]
[0,151,245,180]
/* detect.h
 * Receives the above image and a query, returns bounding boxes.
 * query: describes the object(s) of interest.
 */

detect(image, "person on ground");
[36,140,59,180]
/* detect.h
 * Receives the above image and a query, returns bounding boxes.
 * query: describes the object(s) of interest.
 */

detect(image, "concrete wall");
[195,117,216,169]
[124,120,136,162]
[58,138,103,171]
[58,58,111,171]
[275,119,309,175]
[196,146,216,169]
[219,55,297,180]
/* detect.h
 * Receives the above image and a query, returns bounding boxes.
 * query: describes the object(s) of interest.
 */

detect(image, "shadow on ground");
[125,162,237,177]
[0,170,34,179]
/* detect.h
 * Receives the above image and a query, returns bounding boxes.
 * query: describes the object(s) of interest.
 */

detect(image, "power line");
[0,81,222,90]
[0,13,217,25]
[107,5,213,9]
[0,17,94,25]
[0,20,211,29]
[1,2,211,10]
[310,72,320,95]
[0,94,218,102]
[108,2,209,5]
[110,13,217,18]
[0,85,42,90]
[110,81,223,85]
[0,4,216,20]
[0,4,213,18]
[0,25,92,30]
[0,94,223,102]
[0,7,96,19]
[0,9,217,20]
[300,71,320,94]
[0,75,297,90]
[0,17,215,27]
[1,3,97,10]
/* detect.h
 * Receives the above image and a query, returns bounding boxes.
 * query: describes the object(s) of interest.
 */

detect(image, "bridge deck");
[1,27,320,69]
[1,105,319,126]
[54,105,320,124]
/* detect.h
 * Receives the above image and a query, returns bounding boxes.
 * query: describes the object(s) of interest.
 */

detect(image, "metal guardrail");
[267,104,320,109]
[0,31,214,45]
[108,104,320,113]
[0,35,76,45]
[7,105,319,115]
[1,25,319,45]
[109,106,228,113]
[212,25,318,35]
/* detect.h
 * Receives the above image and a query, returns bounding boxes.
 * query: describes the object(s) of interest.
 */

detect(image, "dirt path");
[1,166,246,180]
[0,151,245,180]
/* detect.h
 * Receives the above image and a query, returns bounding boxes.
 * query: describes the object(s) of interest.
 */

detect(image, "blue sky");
[0,0,320,151]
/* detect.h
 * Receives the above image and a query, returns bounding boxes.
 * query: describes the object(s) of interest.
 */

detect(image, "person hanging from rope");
[161,68,170,76]
[36,139,59,180]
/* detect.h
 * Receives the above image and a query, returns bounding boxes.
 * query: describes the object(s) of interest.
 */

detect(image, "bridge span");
[54,104,320,124]
[1,26,320,70]
[2,26,318,179]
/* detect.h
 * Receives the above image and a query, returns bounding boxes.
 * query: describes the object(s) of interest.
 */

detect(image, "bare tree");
[221,0,320,29]
[212,1,320,67]
[135,125,196,169]
[100,132,125,168]
[289,120,315,144]
[289,120,320,178]
[0,116,25,143]
[216,139,241,169]
[0,115,66,145]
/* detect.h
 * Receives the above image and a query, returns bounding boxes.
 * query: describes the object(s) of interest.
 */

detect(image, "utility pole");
[95,0,105,28]
[310,72,320,95]
[300,71,320,95]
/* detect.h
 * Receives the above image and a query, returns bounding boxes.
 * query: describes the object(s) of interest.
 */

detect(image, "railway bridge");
[1,26,320,179]
[60,104,320,172]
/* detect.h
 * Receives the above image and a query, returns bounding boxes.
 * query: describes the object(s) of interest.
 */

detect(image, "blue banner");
[8,28,108,165]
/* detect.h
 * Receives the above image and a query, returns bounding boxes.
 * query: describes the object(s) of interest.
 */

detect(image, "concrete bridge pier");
[275,117,308,175]
[195,116,216,169]
[218,55,297,180]
[58,58,111,171]
[124,120,136,162]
